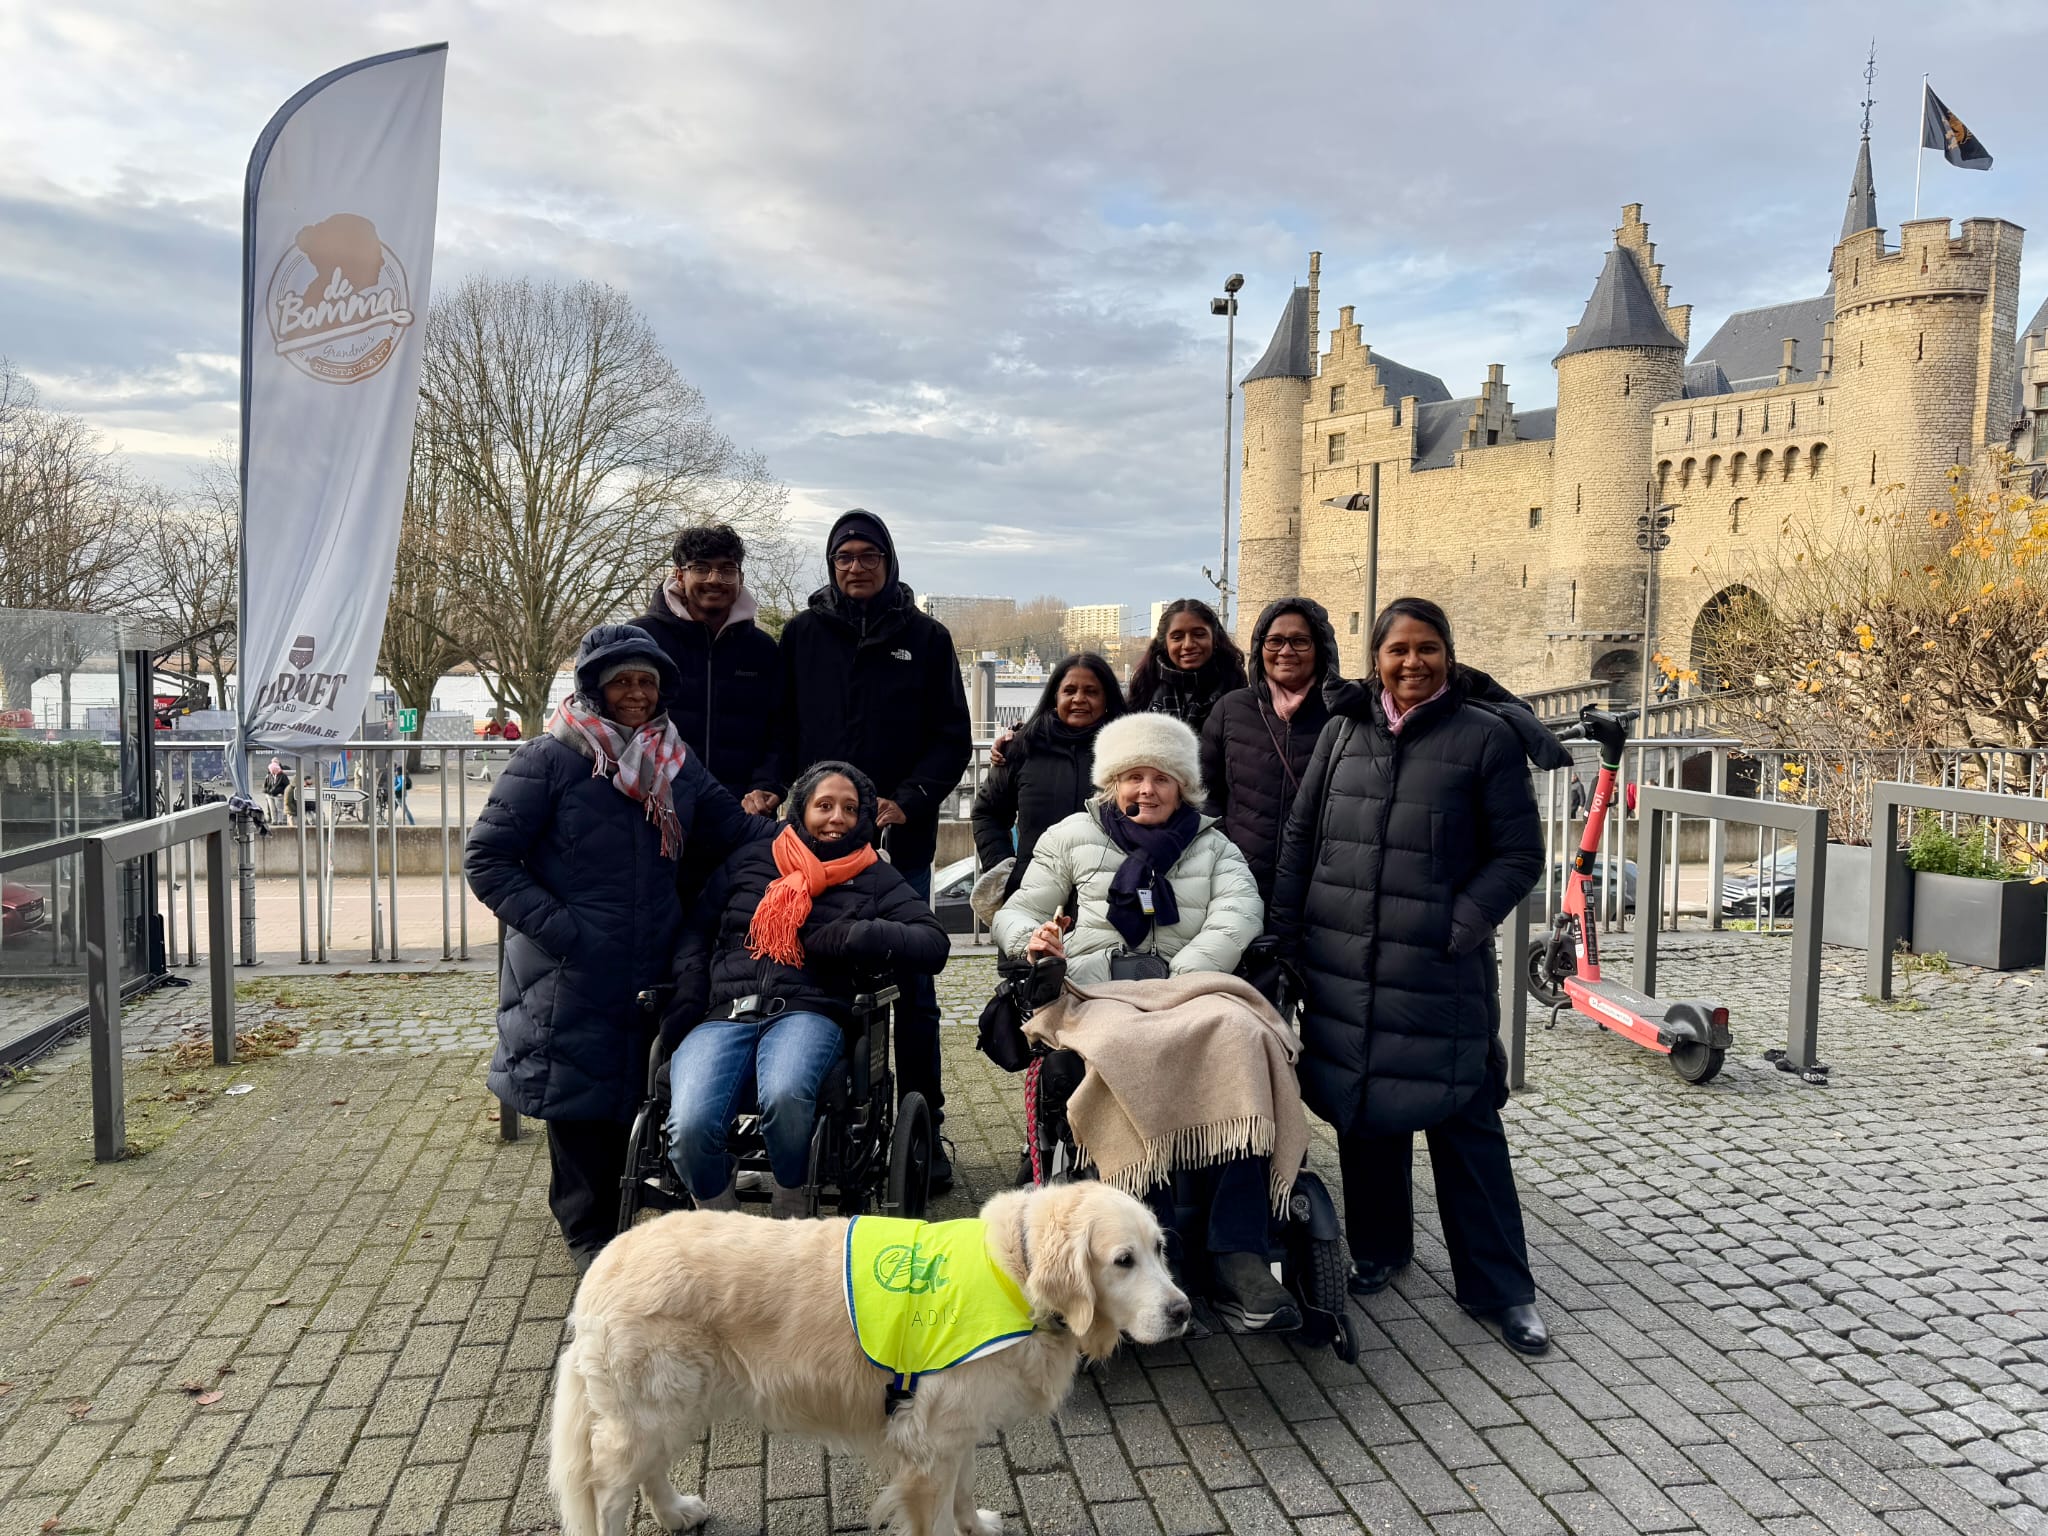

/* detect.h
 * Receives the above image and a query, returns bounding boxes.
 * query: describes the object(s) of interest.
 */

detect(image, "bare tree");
[378,408,471,739]
[120,449,239,706]
[0,361,134,715]
[423,277,786,728]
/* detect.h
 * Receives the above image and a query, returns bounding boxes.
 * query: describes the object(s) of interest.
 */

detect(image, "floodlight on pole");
[1204,274,1245,629]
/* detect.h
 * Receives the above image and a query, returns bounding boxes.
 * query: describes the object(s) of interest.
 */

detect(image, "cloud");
[3,0,2045,605]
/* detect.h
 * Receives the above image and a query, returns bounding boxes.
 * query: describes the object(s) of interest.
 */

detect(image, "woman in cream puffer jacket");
[992,713,1264,982]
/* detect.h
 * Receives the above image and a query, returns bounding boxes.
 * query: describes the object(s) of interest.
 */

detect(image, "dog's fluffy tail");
[549,1316,603,1536]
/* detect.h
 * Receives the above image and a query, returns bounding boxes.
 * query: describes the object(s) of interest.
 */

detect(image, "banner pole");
[1912,76,1927,219]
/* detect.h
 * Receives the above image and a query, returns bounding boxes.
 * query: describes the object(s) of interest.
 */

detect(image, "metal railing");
[1864,778,2048,1001]
[0,805,235,1158]
[1638,785,1828,1075]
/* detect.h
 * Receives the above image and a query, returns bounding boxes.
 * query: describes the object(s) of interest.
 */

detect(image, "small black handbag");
[1107,949,1171,982]
[977,957,1055,1073]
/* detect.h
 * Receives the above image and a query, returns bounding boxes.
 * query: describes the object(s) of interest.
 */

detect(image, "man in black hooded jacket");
[774,509,972,1187]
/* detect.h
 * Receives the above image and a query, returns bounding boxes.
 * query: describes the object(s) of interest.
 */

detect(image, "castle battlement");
[1832,218,2023,311]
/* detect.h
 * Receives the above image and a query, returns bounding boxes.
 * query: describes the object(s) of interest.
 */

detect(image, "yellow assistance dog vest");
[844,1216,1036,1405]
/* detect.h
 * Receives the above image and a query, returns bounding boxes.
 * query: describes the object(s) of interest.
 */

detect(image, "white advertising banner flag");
[238,44,446,754]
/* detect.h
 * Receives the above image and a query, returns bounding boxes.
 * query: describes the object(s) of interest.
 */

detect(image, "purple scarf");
[1097,801,1201,949]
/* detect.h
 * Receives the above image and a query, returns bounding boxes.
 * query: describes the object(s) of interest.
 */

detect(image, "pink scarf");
[547,698,689,857]
[1266,680,1312,722]
[1382,681,1448,735]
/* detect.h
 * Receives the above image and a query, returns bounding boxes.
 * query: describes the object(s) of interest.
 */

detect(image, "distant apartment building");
[1063,603,1125,654]
[1147,600,1169,637]
[916,594,1016,631]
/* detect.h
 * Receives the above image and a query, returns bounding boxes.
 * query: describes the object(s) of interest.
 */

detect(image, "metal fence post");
[1498,894,1532,1091]
[1867,785,1902,1002]
[1785,825,1827,1071]
[1635,800,1665,998]
[84,842,126,1162]
[206,823,234,1065]
[1708,746,1728,930]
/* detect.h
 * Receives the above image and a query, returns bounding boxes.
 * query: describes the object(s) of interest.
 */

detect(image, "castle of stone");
[1233,130,2048,697]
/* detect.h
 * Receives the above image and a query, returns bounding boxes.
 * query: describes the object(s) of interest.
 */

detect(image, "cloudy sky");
[4,1,2043,621]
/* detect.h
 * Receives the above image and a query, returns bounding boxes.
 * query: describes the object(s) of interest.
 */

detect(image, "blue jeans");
[666,1010,845,1195]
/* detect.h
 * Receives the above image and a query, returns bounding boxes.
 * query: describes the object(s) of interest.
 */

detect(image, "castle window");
[1783,445,1800,479]
[1735,408,1743,435]
[1329,384,1346,413]
[1678,458,1695,489]
[1859,340,1865,367]
[1730,452,1746,483]
[1623,373,1631,397]
[1528,506,1543,528]
[1761,403,1770,431]
[1704,454,1720,486]
[1730,497,1747,534]
[1710,410,1718,440]
[1570,580,1578,621]
[1809,444,1826,477]
[1470,553,1477,572]
[1575,485,1582,514]
[1655,461,1671,497]
[1917,332,1924,362]
[1392,402,1401,426]
[1685,413,1694,444]
[1327,433,1347,465]
[1756,448,1773,480]
[1789,401,1797,429]
[1522,565,1528,588]
[1486,428,1498,445]
[1348,612,1360,635]
[2037,384,2047,408]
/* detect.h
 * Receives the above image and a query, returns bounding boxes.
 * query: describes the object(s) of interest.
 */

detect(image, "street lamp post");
[1206,274,1244,630]
[1635,502,1677,727]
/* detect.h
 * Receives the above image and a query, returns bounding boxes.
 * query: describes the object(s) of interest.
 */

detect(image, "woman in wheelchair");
[988,713,1303,1333]
[664,761,948,1218]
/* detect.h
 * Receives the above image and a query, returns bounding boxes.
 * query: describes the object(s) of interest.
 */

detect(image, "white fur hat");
[1090,712,1204,802]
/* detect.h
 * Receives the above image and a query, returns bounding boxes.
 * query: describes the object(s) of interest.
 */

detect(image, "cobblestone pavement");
[0,936,2039,1535]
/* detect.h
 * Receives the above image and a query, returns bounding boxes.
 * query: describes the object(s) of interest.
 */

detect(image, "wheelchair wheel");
[887,1092,932,1218]
[1282,1171,1360,1363]
[617,1103,659,1232]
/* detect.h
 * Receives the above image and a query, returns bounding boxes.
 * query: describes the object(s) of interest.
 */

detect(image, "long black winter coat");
[673,838,951,1035]
[1268,672,1547,1138]
[1134,654,1242,735]
[634,584,781,799]
[468,625,772,1124]
[970,717,1101,898]
[774,514,972,874]
[1200,598,1339,899]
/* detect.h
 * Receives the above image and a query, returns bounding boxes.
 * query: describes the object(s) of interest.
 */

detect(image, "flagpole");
[1913,74,1927,219]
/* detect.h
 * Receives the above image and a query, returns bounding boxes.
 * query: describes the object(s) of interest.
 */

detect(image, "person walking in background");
[636,523,783,813]
[971,652,1126,903]
[502,717,522,743]
[1127,598,1247,736]
[1270,597,1568,1356]
[1569,773,1588,819]
[263,757,291,825]
[663,761,949,1217]
[1198,597,1338,900]
[774,509,972,1191]
[465,624,771,1273]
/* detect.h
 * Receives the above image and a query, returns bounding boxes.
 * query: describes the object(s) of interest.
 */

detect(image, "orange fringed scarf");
[746,824,880,967]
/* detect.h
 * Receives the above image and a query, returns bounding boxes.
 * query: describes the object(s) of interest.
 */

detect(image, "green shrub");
[1905,818,2024,881]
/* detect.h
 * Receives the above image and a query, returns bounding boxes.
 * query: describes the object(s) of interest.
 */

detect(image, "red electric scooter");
[1526,705,1733,1084]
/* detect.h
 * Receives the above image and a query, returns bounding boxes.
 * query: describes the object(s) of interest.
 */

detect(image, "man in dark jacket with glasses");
[774,509,972,1189]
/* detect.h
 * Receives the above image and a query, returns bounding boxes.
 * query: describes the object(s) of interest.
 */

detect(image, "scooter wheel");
[1670,1042,1725,1084]
[1526,944,1566,1010]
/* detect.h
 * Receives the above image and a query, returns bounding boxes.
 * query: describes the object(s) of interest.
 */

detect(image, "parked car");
[1721,846,1803,919]
[1,880,49,937]
[931,855,977,935]
[1549,857,1637,913]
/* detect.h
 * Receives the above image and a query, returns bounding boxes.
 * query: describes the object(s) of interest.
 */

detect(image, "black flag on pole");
[1921,84,1993,170]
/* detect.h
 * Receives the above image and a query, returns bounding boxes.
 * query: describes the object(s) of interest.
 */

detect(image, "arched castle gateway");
[1236,133,2040,696]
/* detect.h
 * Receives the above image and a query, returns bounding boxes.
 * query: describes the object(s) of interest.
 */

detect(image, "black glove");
[804,918,862,959]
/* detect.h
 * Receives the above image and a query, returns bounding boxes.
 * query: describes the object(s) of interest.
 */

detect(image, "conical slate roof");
[1243,286,1313,382]
[1840,135,1878,245]
[1554,246,1683,361]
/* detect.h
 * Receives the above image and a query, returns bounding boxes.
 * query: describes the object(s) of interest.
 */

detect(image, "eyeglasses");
[832,550,886,572]
[681,561,741,581]
[1261,636,1315,654]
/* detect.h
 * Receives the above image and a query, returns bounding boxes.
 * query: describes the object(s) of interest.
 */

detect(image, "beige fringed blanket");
[1022,972,1308,1214]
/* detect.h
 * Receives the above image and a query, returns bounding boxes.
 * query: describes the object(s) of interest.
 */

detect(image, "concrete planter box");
[1822,843,1913,950]
[1910,871,2047,971]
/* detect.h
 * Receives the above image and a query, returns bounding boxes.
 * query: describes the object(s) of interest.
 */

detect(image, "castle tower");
[1234,256,1318,645]
[1829,215,2024,519]
[1548,206,1688,691]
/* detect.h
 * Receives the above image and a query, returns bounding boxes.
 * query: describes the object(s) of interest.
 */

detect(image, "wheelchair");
[1001,958,1360,1363]
[618,973,933,1227]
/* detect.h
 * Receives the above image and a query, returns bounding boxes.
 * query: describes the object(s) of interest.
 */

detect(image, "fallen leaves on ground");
[66,1275,92,1288]
[265,1296,290,1308]
[163,1020,301,1070]
[67,1181,93,1192]
[65,1401,89,1420]
[177,1378,209,1394]
[195,1391,222,1406]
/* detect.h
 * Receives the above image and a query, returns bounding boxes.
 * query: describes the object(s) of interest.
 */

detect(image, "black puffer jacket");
[634,582,781,799]
[1200,598,1339,899]
[1268,669,1549,1137]
[971,716,1101,897]
[468,625,773,1124]
[672,836,950,1034]
[774,512,973,874]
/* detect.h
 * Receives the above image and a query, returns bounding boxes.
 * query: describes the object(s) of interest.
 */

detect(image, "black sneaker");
[929,1137,955,1196]
[1209,1252,1301,1334]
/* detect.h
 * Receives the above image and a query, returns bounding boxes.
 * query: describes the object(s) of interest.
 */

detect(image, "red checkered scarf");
[547,697,688,858]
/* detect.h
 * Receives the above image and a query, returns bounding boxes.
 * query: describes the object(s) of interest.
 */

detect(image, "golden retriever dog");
[549,1181,1189,1536]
